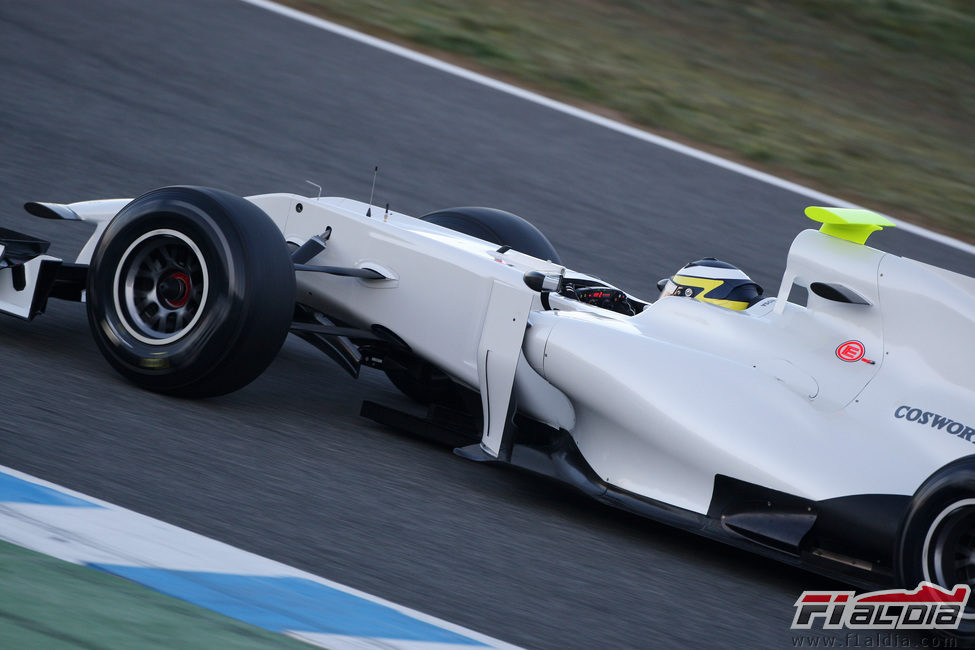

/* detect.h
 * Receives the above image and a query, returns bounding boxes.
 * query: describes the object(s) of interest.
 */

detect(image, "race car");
[5,186,975,631]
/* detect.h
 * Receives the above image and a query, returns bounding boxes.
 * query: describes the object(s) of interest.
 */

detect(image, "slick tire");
[420,206,561,264]
[385,206,561,405]
[86,186,296,397]
[896,456,975,638]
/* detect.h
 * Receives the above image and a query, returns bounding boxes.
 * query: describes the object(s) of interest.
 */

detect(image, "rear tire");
[896,457,975,639]
[86,186,295,397]
[420,206,561,263]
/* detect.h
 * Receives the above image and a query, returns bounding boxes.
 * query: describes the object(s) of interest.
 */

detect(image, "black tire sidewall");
[420,207,562,264]
[87,187,294,396]
[897,457,975,634]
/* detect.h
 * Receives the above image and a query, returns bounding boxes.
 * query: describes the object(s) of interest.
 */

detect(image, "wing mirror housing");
[523,271,563,293]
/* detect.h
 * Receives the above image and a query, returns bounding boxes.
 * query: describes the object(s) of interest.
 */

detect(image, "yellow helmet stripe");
[700,297,750,311]
[671,275,751,311]
[672,275,723,297]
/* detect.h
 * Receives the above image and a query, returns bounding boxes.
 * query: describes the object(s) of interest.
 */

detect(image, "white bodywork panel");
[522,230,975,513]
[25,192,975,515]
[42,198,133,265]
[0,256,60,319]
[476,280,535,457]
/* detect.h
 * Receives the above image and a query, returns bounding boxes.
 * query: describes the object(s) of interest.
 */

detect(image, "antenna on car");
[366,166,378,217]
[384,202,390,222]
[305,180,322,199]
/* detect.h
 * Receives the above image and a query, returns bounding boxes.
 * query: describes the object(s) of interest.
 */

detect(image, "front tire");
[86,186,295,397]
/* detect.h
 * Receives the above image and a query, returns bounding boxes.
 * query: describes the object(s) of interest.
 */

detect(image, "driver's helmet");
[659,258,763,311]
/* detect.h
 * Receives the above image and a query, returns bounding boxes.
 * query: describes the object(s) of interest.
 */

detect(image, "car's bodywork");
[5,190,975,596]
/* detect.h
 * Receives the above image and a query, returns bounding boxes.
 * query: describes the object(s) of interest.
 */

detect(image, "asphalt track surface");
[2,2,973,648]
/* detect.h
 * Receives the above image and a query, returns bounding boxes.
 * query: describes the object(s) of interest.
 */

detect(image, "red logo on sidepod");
[836,340,865,362]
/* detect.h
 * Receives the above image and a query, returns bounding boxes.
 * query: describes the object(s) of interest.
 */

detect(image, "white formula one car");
[5,187,975,624]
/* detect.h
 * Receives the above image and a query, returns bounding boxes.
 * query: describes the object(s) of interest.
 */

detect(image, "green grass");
[0,540,307,649]
[286,0,974,241]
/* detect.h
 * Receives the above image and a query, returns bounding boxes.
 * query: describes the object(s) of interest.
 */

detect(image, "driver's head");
[660,258,763,311]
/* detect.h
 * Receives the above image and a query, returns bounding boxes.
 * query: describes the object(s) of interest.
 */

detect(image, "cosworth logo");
[895,405,975,444]
[792,583,971,630]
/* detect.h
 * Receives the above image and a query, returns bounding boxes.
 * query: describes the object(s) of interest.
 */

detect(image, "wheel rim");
[112,229,209,345]
[922,497,975,619]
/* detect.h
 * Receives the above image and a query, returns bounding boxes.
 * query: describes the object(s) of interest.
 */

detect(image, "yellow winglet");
[804,206,896,245]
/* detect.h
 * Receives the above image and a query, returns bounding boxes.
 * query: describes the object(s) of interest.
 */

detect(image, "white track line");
[240,0,975,257]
